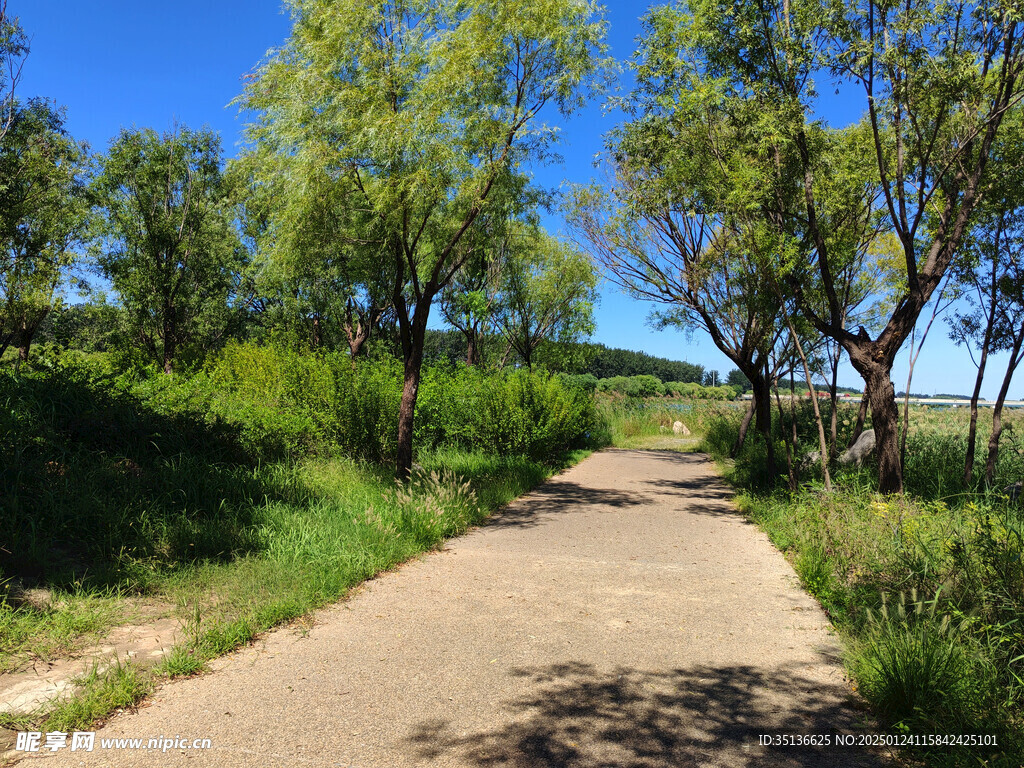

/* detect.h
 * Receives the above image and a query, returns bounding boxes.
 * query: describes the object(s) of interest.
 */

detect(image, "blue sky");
[12,0,1020,398]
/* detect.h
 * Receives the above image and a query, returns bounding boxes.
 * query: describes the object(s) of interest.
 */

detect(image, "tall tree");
[231,150,392,356]
[0,100,88,362]
[571,167,789,477]
[948,114,1024,485]
[91,126,242,374]
[242,0,608,478]
[437,215,520,367]
[492,229,598,369]
[0,0,27,141]
[655,0,1024,493]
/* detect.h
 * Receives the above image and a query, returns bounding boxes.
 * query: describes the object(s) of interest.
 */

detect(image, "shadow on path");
[486,481,656,530]
[408,661,880,768]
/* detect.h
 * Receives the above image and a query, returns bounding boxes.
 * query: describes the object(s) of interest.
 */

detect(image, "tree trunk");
[311,314,322,349]
[17,308,47,366]
[732,397,755,457]
[395,301,431,481]
[786,318,832,491]
[748,368,776,481]
[985,327,1024,487]
[162,308,176,374]
[850,392,869,448]
[860,363,901,494]
[828,346,840,458]
[965,269,999,486]
[965,341,991,486]
[465,330,478,367]
[774,374,796,491]
[396,327,427,481]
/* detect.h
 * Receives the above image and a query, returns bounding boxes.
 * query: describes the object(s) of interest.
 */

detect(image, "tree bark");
[747,367,776,482]
[965,268,999,486]
[786,318,832,491]
[828,345,840,458]
[162,305,176,374]
[860,363,901,494]
[965,341,991,486]
[985,326,1024,487]
[395,308,429,481]
[774,373,796,491]
[850,392,869,448]
[732,397,755,457]
[17,308,48,366]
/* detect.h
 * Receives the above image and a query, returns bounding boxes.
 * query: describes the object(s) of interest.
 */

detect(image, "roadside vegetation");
[610,397,1024,767]
[5,0,1024,762]
[0,345,603,731]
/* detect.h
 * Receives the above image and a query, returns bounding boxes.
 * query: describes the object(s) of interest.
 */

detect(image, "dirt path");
[20,450,883,767]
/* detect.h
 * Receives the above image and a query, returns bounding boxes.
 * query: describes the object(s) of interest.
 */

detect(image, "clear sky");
[11,0,1021,398]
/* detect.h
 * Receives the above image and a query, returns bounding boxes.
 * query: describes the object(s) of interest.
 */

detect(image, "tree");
[583,344,703,382]
[949,115,1024,485]
[230,149,392,357]
[0,100,88,363]
[91,126,242,374]
[242,0,608,478]
[439,217,508,367]
[492,229,598,369]
[726,369,751,392]
[572,166,789,477]
[0,1,28,141]
[647,0,1024,493]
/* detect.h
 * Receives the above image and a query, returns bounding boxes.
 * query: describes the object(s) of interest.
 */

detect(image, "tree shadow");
[645,477,736,508]
[485,481,656,530]
[0,370,302,592]
[407,661,883,767]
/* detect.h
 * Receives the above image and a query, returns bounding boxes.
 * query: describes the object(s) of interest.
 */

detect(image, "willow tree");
[492,229,598,369]
[0,0,27,141]
[670,0,1024,492]
[242,0,607,478]
[230,149,392,356]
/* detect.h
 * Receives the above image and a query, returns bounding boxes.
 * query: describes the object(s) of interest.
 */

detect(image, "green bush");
[154,342,601,465]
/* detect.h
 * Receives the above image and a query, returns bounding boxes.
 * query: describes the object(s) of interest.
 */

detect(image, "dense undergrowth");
[603,396,1024,768]
[0,343,601,729]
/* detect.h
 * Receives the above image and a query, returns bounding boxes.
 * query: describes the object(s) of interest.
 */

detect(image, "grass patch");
[0,592,123,674]
[45,660,152,732]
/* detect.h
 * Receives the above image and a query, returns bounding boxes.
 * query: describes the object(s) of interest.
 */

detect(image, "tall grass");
[659,398,1024,767]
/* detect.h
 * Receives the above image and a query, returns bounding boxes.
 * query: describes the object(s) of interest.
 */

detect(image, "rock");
[800,450,821,471]
[839,429,876,466]
[672,421,691,436]
[3,580,53,611]
[1005,481,1023,502]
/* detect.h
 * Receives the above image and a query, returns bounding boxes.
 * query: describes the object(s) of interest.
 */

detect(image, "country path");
[21,449,884,768]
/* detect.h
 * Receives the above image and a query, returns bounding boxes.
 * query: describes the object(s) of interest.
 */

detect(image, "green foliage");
[0,99,88,357]
[694,404,1024,766]
[44,659,151,732]
[1,345,597,732]
[492,231,599,367]
[595,375,738,400]
[190,342,599,465]
[853,591,983,732]
[726,368,751,392]
[0,3,28,132]
[91,125,243,374]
